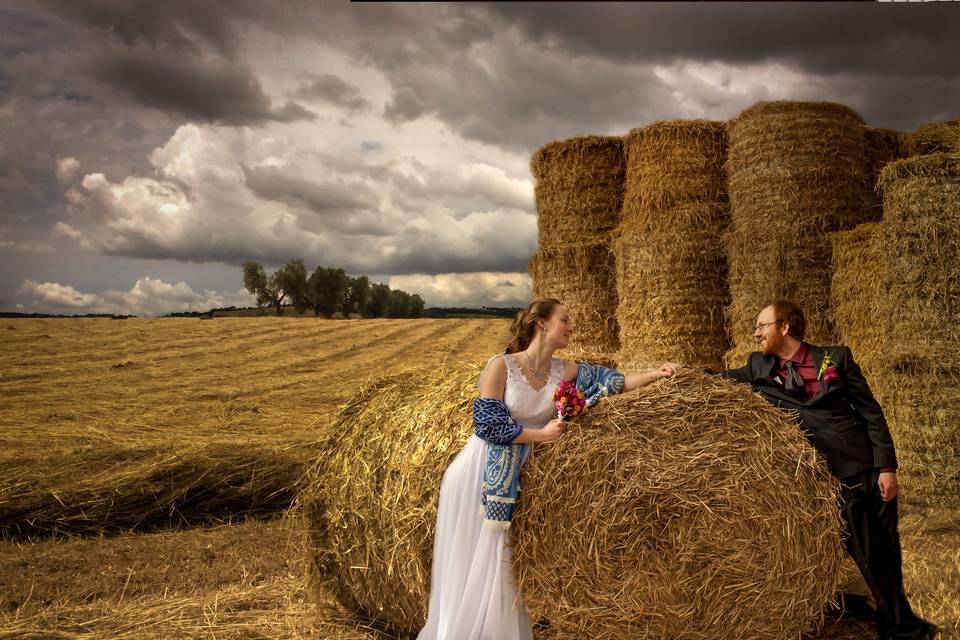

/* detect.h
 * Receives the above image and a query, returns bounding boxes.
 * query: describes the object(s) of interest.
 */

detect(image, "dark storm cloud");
[488,3,960,77]
[94,49,315,125]
[293,73,370,111]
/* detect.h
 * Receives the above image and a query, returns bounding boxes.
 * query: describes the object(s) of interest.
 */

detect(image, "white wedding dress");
[417,354,564,640]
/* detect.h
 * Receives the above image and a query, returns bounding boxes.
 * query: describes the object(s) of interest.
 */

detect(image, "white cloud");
[16,277,255,317]
[56,156,82,185]
[388,272,532,308]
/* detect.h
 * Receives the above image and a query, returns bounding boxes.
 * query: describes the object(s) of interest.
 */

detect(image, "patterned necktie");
[783,361,806,398]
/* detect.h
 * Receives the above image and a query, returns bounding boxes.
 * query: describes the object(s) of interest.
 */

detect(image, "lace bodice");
[502,354,563,429]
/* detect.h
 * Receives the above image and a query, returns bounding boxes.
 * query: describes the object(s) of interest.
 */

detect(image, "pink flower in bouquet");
[822,367,839,385]
[554,379,586,421]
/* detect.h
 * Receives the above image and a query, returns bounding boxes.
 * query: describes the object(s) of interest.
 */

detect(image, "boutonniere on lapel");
[818,353,839,385]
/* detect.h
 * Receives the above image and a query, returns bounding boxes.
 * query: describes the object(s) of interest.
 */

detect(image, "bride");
[417,298,679,640]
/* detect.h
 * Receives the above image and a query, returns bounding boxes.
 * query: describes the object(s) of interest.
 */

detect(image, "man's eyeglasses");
[754,321,779,332]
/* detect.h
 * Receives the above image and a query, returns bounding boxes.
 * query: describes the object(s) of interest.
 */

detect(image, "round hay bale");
[876,153,960,363]
[530,135,626,247]
[902,119,960,157]
[529,239,619,353]
[829,222,884,377]
[873,152,960,507]
[723,101,872,367]
[616,121,730,371]
[512,370,844,639]
[299,364,479,632]
[301,365,844,638]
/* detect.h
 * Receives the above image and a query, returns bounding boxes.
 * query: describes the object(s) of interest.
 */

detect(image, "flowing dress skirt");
[417,435,533,640]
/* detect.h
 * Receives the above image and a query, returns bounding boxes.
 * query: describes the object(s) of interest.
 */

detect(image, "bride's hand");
[538,419,566,443]
[657,362,681,378]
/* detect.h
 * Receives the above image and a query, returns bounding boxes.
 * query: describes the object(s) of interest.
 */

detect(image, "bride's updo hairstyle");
[505,298,562,354]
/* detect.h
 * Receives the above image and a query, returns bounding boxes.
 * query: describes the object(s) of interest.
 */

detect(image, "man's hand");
[657,362,681,378]
[878,471,899,501]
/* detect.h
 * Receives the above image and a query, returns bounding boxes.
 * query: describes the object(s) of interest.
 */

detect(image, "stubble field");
[0,318,956,639]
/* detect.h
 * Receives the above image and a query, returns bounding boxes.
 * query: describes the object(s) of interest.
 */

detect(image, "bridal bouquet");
[554,379,586,421]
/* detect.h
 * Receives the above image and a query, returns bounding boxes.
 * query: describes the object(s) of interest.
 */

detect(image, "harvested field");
[1,318,958,638]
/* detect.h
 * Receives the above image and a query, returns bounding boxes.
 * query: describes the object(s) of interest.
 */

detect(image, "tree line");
[242,260,424,319]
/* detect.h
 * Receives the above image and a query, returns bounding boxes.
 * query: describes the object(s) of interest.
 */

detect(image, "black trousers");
[839,470,933,640]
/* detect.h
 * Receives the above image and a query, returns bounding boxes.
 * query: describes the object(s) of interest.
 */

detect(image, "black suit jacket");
[718,344,898,479]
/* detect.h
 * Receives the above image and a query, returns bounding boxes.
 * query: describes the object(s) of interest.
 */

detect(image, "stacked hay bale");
[902,119,960,156]
[829,222,884,378]
[529,136,624,354]
[724,102,873,367]
[301,364,845,638]
[863,127,904,221]
[615,120,730,371]
[873,153,960,506]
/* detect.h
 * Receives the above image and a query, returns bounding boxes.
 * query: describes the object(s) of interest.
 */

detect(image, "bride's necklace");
[524,350,548,381]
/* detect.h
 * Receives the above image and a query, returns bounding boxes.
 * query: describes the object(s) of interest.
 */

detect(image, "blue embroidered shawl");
[474,361,625,529]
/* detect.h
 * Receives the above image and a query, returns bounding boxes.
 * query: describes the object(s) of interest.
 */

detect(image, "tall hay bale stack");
[615,121,730,371]
[301,365,845,638]
[903,119,960,157]
[529,136,625,354]
[724,101,872,367]
[873,152,960,506]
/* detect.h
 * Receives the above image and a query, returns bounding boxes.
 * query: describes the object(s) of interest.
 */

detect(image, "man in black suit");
[717,300,934,640]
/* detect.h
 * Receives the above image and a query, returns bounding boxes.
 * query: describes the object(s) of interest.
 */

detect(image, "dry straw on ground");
[530,240,620,353]
[724,101,873,367]
[301,363,845,639]
[902,119,960,157]
[530,136,626,247]
[616,121,730,371]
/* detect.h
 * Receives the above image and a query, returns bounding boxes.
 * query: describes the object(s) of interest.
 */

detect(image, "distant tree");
[343,276,370,318]
[306,266,348,318]
[242,261,285,315]
[275,259,309,314]
[386,289,406,318]
[365,283,391,318]
[409,293,425,318]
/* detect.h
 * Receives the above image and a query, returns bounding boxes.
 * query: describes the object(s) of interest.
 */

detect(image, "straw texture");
[872,153,960,507]
[530,240,620,354]
[302,364,845,638]
[902,120,960,157]
[530,136,626,247]
[724,101,872,367]
[616,121,730,371]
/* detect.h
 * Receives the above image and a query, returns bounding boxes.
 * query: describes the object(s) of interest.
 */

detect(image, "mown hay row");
[724,101,872,367]
[300,364,844,639]
[0,444,305,539]
[902,119,960,157]
[616,121,730,371]
[530,135,626,247]
[529,240,619,354]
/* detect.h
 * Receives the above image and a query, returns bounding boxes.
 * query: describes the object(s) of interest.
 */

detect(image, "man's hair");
[769,299,806,341]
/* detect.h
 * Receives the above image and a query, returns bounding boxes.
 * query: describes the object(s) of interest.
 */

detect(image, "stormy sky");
[1,1,959,315]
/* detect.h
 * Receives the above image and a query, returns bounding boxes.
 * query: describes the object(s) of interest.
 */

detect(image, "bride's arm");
[562,360,680,394]
[477,356,563,444]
